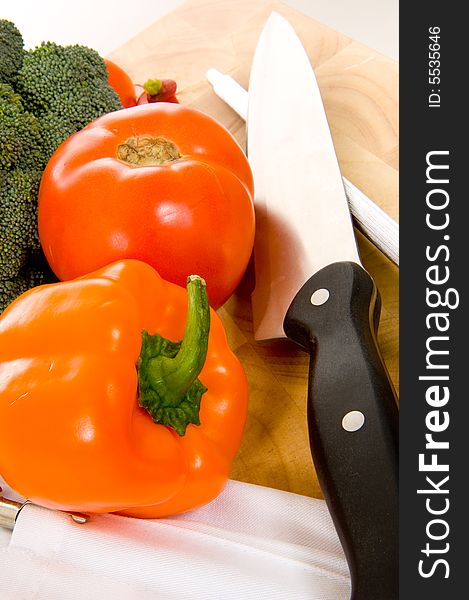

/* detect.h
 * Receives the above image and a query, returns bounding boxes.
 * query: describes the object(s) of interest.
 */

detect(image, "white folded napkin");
[0,479,350,599]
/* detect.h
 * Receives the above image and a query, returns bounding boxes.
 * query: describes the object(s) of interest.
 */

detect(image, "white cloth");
[0,479,350,599]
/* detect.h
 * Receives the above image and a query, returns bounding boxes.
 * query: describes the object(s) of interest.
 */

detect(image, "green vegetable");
[0,168,42,279]
[0,20,24,88]
[16,41,122,157]
[0,84,46,291]
[0,83,44,171]
[0,20,123,313]
[0,251,55,312]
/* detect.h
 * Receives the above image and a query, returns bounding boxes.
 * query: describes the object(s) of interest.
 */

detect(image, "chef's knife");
[247,13,398,600]
[205,67,400,267]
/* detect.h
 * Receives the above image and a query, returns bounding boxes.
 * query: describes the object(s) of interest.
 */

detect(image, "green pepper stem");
[148,275,209,401]
[137,275,210,436]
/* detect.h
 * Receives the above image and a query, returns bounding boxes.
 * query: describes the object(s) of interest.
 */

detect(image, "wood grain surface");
[109,0,399,499]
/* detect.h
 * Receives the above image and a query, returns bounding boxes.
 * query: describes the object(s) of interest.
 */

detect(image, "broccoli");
[17,41,122,152]
[0,84,45,298]
[0,168,42,278]
[0,20,24,88]
[0,251,57,312]
[37,109,83,161]
[0,84,49,311]
[0,83,45,171]
[0,21,123,313]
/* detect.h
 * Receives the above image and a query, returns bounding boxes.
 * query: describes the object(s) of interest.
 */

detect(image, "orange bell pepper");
[0,260,248,517]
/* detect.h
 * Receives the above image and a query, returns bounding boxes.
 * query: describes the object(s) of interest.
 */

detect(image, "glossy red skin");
[38,103,255,308]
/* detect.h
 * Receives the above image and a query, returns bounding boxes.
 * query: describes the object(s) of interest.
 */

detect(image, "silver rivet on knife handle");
[205,68,399,267]
[342,410,366,432]
[310,288,330,306]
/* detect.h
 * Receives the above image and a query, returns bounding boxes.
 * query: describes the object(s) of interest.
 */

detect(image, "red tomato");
[38,103,255,308]
[105,59,137,108]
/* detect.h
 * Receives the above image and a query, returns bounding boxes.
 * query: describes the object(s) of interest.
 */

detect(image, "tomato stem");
[137,275,210,436]
[116,136,181,166]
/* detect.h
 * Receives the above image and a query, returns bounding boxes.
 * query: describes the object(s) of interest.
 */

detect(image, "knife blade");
[205,68,399,267]
[247,13,398,600]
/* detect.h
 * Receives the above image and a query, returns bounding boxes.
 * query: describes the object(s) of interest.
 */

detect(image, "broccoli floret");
[0,168,42,278]
[0,85,49,294]
[17,42,122,153]
[0,20,25,88]
[0,24,123,311]
[0,83,45,171]
[0,251,57,313]
[0,89,56,305]
[37,110,78,161]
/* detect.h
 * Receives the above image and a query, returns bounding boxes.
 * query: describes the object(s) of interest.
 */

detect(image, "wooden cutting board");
[108,0,399,499]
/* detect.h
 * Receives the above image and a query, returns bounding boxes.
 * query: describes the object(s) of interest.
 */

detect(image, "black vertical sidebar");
[400,4,466,599]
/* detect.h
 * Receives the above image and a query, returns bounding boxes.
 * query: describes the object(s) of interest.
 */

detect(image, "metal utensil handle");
[0,491,89,529]
[205,69,399,266]
[0,494,23,530]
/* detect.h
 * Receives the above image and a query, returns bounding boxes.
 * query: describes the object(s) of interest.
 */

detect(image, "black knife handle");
[283,262,398,600]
